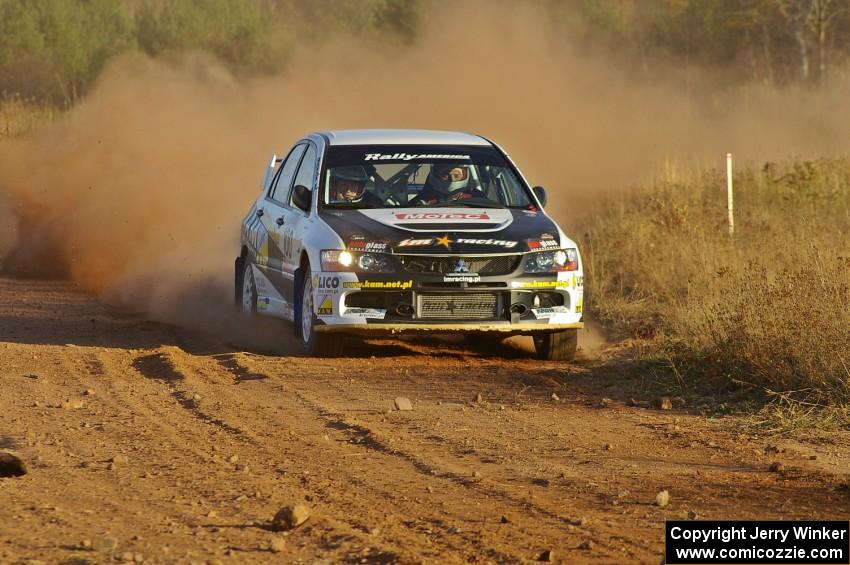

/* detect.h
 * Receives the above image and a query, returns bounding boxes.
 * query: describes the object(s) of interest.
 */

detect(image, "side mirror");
[532,186,547,208]
[292,184,312,212]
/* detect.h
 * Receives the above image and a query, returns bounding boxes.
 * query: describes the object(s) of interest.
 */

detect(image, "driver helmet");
[428,164,469,194]
[330,166,369,202]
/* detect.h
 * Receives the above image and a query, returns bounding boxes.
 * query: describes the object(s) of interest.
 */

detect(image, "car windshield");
[321,144,534,210]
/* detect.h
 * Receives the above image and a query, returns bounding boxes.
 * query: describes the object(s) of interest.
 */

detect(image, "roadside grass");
[582,158,850,430]
[0,94,58,139]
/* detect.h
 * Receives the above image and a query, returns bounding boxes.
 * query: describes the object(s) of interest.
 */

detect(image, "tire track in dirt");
[232,351,850,562]
[132,348,247,438]
[93,346,412,563]
[204,352,538,563]
[147,348,448,563]
[222,353,633,563]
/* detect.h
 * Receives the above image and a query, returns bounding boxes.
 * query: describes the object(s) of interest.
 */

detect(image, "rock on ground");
[394,397,413,411]
[0,452,27,477]
[269,536,286,553]
[272,503,311,530]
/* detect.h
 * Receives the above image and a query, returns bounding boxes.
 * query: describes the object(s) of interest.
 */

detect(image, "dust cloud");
[1,1,849,333]
[0,197,17,268]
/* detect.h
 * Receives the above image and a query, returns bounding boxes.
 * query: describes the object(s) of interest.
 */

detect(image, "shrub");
[583,158,850,406]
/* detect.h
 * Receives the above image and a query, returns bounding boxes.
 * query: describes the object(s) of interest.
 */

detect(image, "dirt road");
[1,277,848,564]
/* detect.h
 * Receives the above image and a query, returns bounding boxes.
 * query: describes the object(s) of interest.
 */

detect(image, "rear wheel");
[533,329,577,361]
[299,263,344,357]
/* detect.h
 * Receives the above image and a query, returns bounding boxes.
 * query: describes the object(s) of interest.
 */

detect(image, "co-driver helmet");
[428,164,470,194]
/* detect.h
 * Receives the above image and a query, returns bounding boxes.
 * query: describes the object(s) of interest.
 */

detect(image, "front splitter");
[314,321,584,334]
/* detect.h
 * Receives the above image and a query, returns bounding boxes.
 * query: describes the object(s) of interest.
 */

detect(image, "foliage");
[583,157,850,409]
[0,0,419,104]
[0,92,57,138]
[135,0,274,73]
[0,0,135,103]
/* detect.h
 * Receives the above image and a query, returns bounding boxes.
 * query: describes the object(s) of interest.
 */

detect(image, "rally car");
[236,129,584,359]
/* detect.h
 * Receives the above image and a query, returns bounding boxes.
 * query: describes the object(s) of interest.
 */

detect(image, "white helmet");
[330,166,369,202]
[428,164,469,194]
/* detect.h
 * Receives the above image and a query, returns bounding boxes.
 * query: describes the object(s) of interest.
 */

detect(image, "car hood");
[319,207,563,254]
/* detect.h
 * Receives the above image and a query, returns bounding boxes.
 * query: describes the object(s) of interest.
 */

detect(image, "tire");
[298,263,344,357]
[533,329,577,361]
[234,256,244,306]
[240,261,258,316]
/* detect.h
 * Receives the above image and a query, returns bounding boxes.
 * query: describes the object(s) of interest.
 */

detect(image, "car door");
[256,143,306,307]
[280,143,319,301]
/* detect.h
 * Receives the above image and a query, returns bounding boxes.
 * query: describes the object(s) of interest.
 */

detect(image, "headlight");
[321,249,394,273]
[356,252,394,272]
[524,248,579,273]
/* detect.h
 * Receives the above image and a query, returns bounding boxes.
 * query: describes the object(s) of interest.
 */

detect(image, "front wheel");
[298,264,344,357]
[533,329,577,361]
[240,261,258,316]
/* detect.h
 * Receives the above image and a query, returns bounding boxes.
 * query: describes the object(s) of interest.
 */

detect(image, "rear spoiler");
[260,154,284,192]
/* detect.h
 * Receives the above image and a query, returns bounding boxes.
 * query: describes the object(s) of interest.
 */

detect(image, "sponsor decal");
[531,306,570,319]
[443,258,480,282]
[343,307,387,319]
[443,274,480,283]
[575,296,583,313]
[540,232,555,240]
[425,297,495,313]
[511,280,569,289]
[558,273,584,289]
[257,237,270,267]
[257,297,270,311]
[456,238,518,248]
[434,234,453,250]
[451,258,470,273]
[397,238,434,247]
[317,296,333,316]
[314,275,340,294]
[527,238,559,250]
[394,212,490,221]
[364,153,471,162]
[343,280,413,290]
[397,234,518,250]
[348,240,388,252]
[398,235,454,249]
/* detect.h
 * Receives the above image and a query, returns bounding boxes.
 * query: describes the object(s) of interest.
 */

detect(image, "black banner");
[665,521,849,564]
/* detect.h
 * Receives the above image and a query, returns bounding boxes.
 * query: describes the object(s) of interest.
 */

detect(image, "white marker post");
[726,153,734,237]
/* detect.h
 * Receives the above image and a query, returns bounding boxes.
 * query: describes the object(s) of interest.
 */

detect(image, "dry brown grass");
[0,95,58,139]
[583,158,850,412]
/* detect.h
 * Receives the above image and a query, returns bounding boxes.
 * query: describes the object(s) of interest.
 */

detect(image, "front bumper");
[311,268,584,333]
[315,321,583,334]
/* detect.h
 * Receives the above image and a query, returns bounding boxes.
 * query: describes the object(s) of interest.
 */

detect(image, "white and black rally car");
[236,129,584,359]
